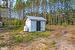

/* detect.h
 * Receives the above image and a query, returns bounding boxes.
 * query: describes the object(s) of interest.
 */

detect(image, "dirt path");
[57,40,75,50]
[49,28,75,50]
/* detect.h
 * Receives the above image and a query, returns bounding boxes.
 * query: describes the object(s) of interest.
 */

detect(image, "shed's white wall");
[31,20,36,32]
[0,22,2,27]
[41,21,46,31]
[25,19,31,32]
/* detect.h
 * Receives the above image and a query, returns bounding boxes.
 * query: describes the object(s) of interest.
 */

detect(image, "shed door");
[36,21,41,31]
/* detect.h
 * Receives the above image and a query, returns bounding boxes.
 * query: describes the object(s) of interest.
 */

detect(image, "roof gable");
[26,16,46,21]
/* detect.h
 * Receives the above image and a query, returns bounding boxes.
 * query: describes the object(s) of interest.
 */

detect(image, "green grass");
[31,31,51,37]
[12,34,24,43]
[11,31,51,43]
[0,43,7,47]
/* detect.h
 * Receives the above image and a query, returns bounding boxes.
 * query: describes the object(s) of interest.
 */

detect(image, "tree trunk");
[42,0,46,19]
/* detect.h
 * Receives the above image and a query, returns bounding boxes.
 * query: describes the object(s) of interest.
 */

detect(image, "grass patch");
[16,26,23,32]
[0,43,6,47]
[11,31,51,43]
[31,31,51,37]
[24,34,34,42]
[0,42,9,47]
[11,32,34,43]
[12,34,24,43]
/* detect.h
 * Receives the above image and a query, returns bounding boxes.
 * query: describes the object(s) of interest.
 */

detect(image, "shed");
[24,16,46,32]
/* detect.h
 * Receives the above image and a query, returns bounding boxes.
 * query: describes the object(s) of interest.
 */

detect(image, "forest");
[0,0,75,27]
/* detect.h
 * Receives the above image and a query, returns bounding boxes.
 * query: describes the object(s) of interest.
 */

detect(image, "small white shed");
[24,16,46,32]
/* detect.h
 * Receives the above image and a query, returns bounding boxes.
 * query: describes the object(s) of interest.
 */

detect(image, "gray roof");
[27,16,46,21]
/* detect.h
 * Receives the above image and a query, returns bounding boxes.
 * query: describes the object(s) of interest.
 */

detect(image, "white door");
[31,21,36,31]
[41,21,45,31]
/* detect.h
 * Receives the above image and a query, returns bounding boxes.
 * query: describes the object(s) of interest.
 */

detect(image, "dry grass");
[0,25,75,50]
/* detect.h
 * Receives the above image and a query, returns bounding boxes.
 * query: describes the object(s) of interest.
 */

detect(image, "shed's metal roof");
[26,16,46,21]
